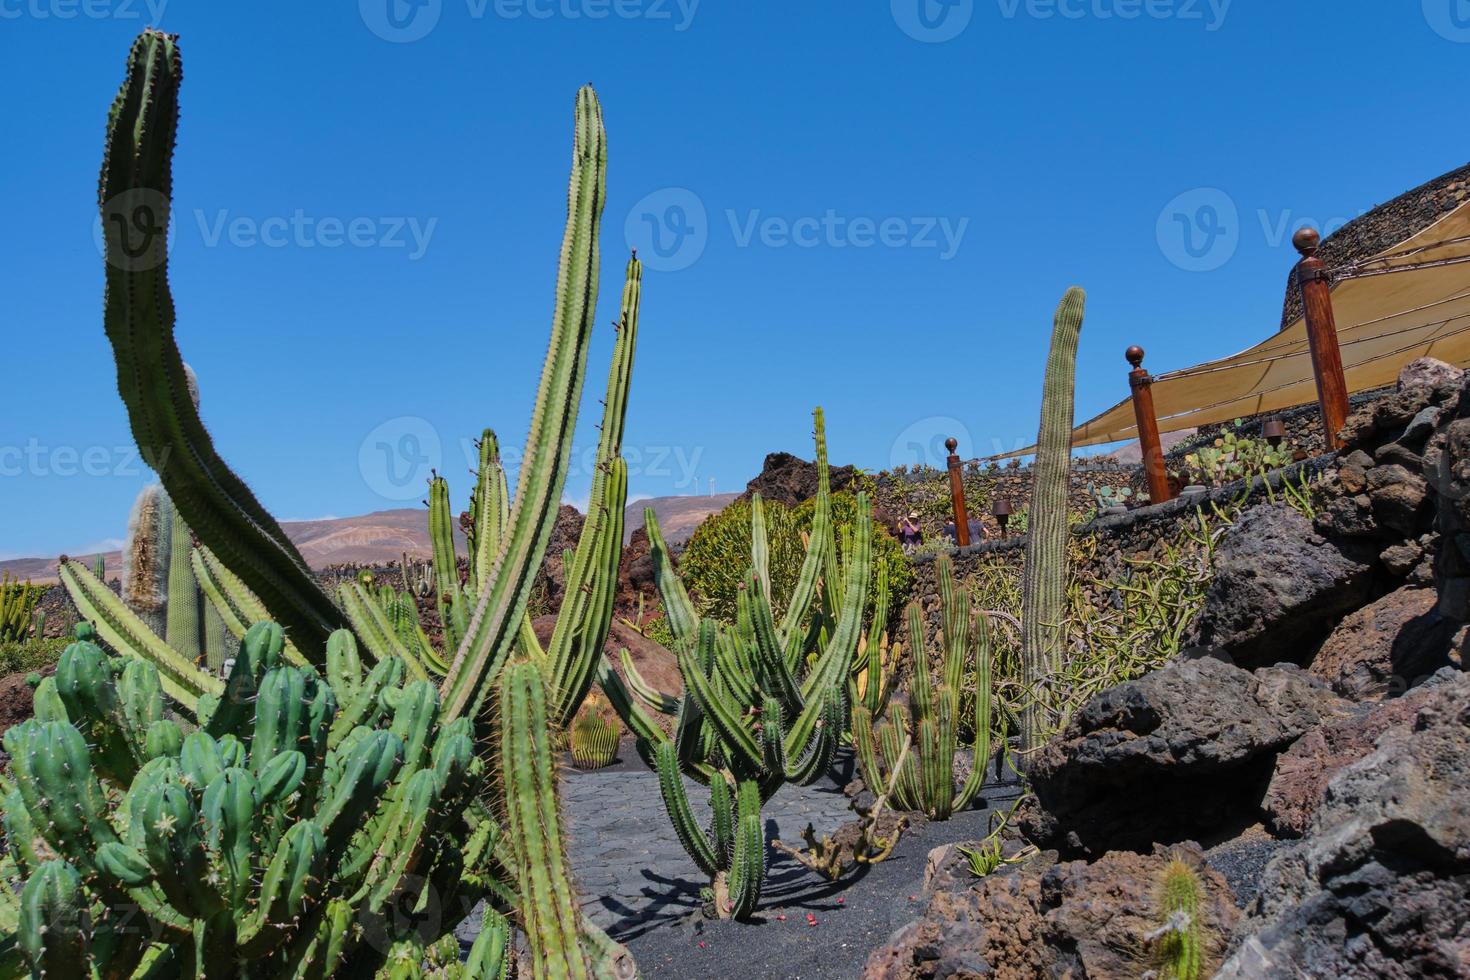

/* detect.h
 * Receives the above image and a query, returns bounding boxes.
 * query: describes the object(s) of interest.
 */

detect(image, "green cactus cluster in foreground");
[853,553,993,820]
[4,622,511,977]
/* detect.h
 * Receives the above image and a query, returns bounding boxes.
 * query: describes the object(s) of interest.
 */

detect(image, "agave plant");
[29,27,643,979]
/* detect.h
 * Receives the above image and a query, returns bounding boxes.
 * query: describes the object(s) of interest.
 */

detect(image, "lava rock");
[1023,655,1348,855]
[864,843,1238,980]
[1366,463,1430,536]
[1188,504,1377,668]
[739,451,860,508]
[1306,585,1462,701]
[1397,355,1463,392]
[1219,671,1470,978]
[1262,668,1460,837]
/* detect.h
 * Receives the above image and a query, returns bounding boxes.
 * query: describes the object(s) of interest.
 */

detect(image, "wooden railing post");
[1126,346,1173,504]
[945,438,971,547]
[1294,227,1349,450]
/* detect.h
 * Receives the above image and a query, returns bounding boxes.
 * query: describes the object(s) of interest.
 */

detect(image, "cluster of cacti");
[569,703,621,768]
[92,554,106,581]
[1182,423,1295,488]
[2,622,514,976]
[1019,287,1086,758]
[852,554,993,820]
[0,575,38,643]
[1087,482,1133,512]
[1153,856,1206,980]
[19,28,645,977]
[598,409,873,919]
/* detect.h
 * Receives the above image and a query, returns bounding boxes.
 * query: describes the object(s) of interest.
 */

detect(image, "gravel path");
[561,761,859,938]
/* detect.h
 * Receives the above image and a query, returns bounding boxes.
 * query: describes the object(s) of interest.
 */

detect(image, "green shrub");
[680,491,909,624]
[0,637,68,677]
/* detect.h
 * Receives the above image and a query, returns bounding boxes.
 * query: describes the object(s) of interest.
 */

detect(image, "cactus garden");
[6,11,1470,979]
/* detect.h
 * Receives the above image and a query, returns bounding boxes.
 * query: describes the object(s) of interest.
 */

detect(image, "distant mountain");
[2,495,736,585]
[0,508,461,586]
[624,494,738,545]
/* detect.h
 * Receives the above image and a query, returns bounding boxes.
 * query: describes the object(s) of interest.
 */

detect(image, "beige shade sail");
[991,199,1470,459]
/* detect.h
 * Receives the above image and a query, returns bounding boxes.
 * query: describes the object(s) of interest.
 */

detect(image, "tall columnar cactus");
[164,507,202,662]
[1018,287,1086,758]
[852,554,992,819]
[599,410,873,919]
[121,483,173,636]
[48,28,641,977]
[2,623,513,977]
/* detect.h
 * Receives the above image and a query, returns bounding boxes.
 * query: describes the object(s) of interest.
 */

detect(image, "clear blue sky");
[3,1,1467,558]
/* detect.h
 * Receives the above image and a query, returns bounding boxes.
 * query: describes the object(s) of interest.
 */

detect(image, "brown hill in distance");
[2,494,737,585]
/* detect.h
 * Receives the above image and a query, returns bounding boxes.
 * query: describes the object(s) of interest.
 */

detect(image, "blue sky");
[3,1,1467,558]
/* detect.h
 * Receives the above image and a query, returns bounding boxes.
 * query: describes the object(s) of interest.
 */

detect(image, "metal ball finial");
[1293,227,1321,257]
[1126,345,1145,369]
[944,437,958,454]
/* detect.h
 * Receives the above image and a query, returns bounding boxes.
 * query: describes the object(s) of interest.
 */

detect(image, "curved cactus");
[852,554,993,820]
[1019,287,1086,757]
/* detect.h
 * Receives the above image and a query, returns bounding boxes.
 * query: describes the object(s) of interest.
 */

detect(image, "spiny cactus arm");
[953,614,993,811]
[121,483,172,636]
[709,621,758,709]
[678,639,762,771]
[464,906,512,980]
[645,509,699,647]
[1019,287,1086,756]
[17,860,87,978]
[440,87,607,726]
[654,741,720,876]
[618,647,679,714]
[907,602,934,720]
[783,688,842,786]
[501,660,590,979]
[750,494,772,608]
[595,657,672,748]
[163,509,201,661]
[725,779,765,919]
[548,456,628,726]
[338,581,432,681]
[99,32,343,659]
[851,704,886,796]
[776,407,833,643]
[747,574,802,716]
[468,430,504,596]
[58,559,221,707]
[192,545,307,665]
[429,475,470,652]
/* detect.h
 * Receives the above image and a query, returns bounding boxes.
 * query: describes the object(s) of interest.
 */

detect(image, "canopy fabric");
[991,199,1470,459]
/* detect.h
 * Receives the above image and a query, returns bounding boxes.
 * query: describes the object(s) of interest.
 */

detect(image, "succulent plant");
[569,705,621,769]
[598,409,873,919]
[1154,856,1206,980]
[1088,483,1133,512]
[32,27,646,977]
[0,575,38,644]
[1019,287,1086,757]
[852,554,993,820]
[1,622,515,977]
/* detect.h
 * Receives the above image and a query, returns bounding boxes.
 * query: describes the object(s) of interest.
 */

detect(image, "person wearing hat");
[898,510,924,551]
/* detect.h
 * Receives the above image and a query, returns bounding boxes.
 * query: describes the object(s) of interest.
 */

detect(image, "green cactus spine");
[1155,856,1205,980]
[1019,286,1086,758]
